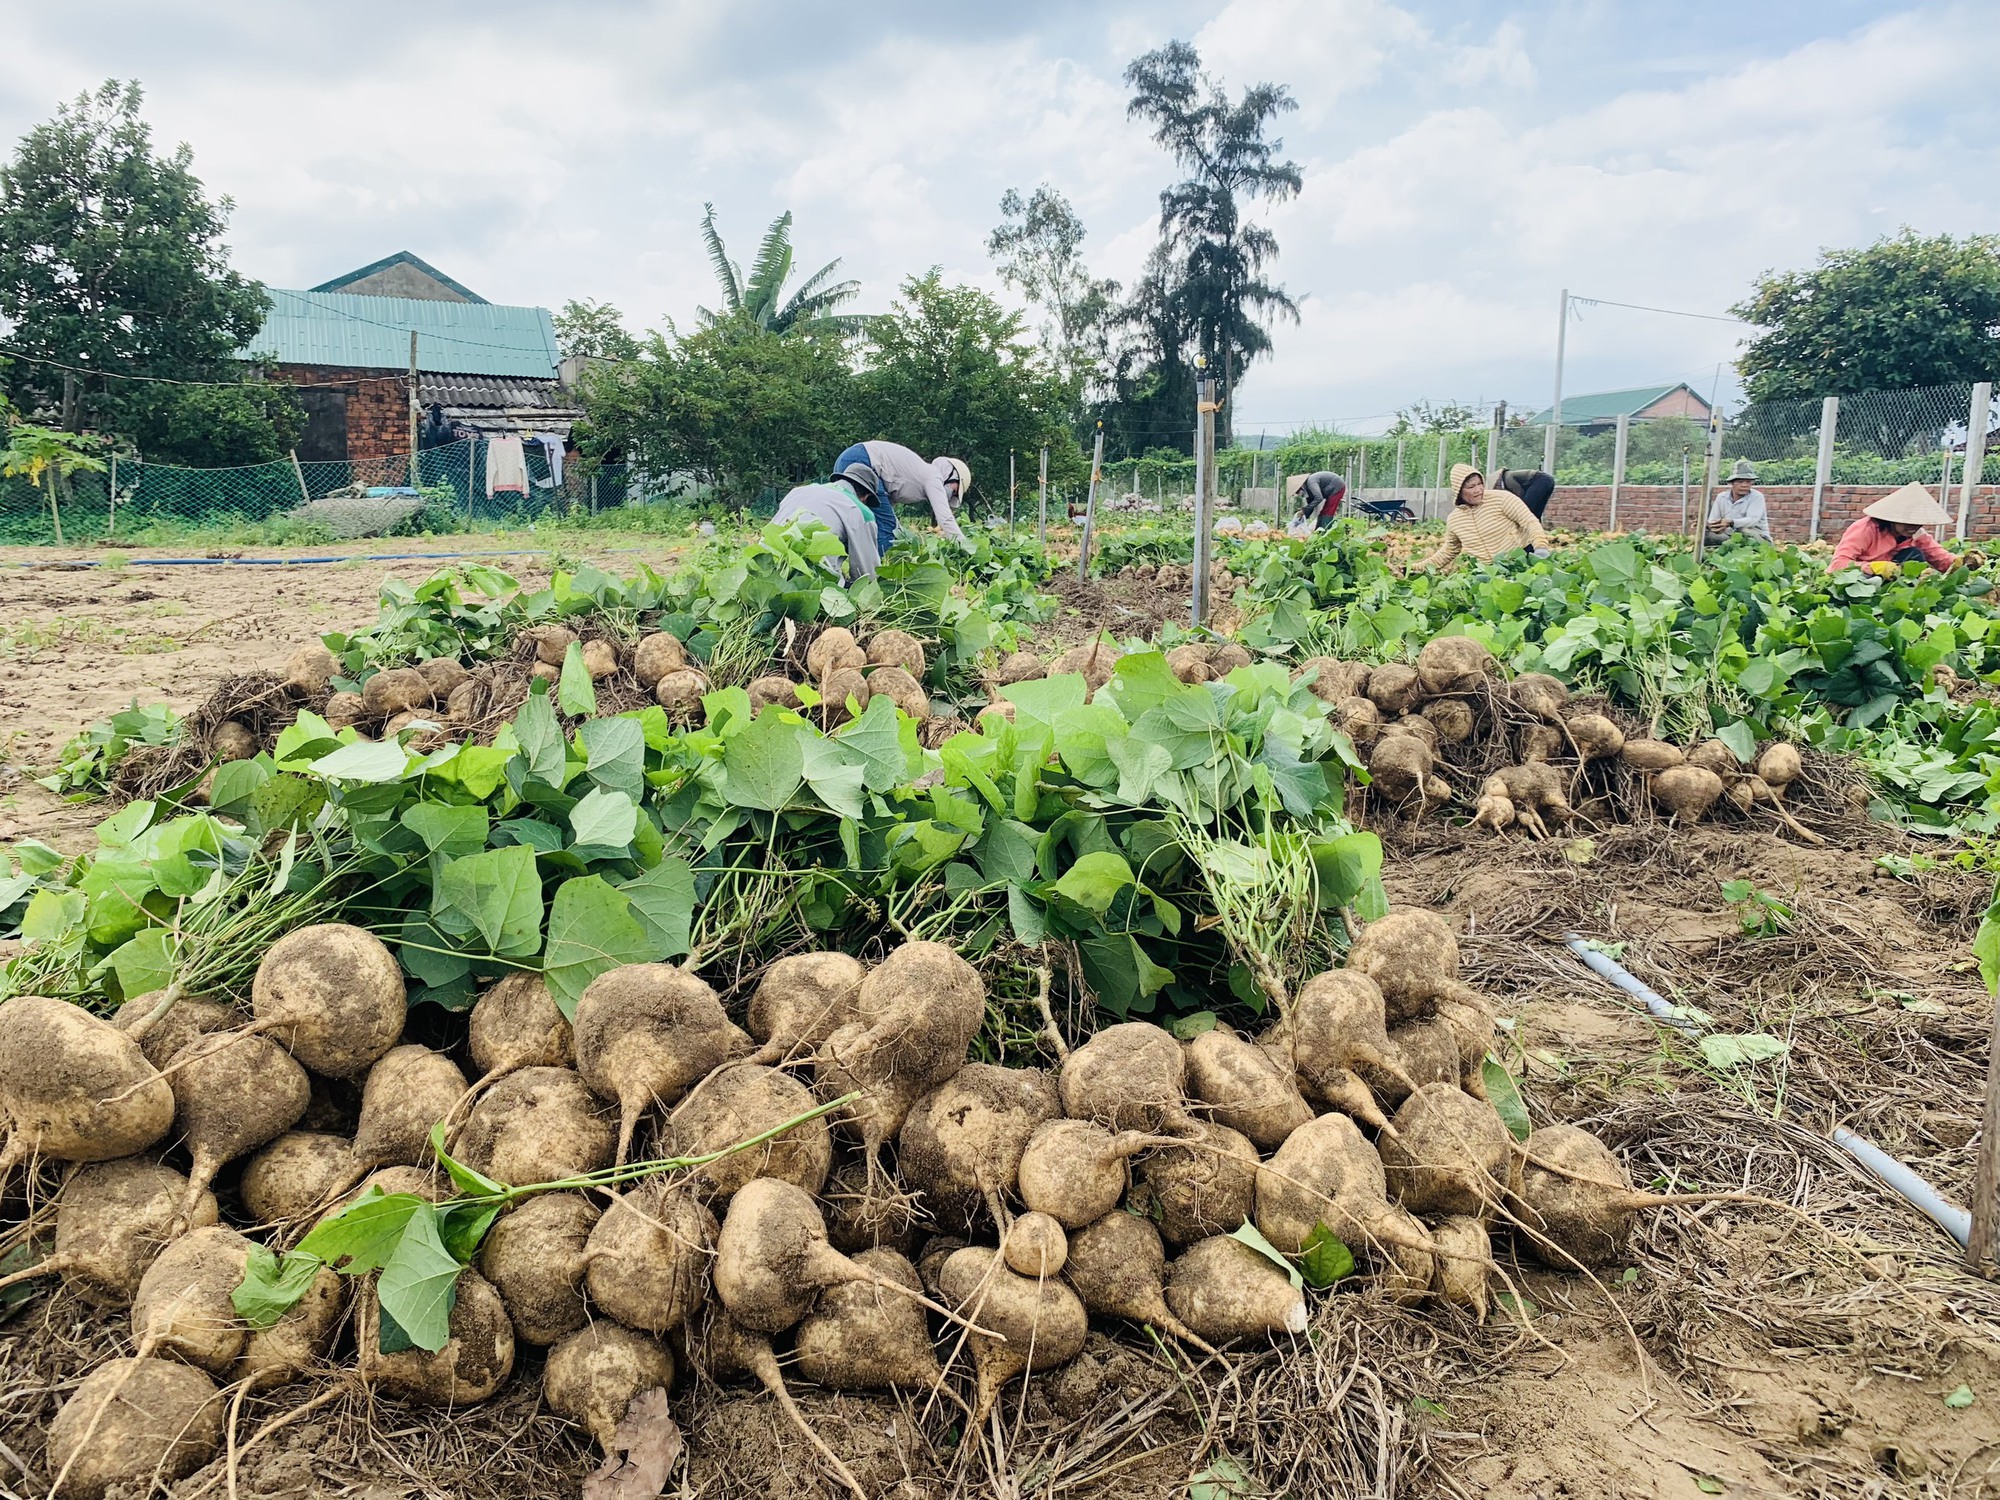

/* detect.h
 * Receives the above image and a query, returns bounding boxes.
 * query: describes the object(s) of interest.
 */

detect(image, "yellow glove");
[1867,560,1897,577]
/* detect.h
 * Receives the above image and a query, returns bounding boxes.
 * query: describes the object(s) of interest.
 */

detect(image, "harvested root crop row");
[6,907,1689,1500]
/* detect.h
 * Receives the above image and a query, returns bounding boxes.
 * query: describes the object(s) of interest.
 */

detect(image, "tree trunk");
[44,472,65,546]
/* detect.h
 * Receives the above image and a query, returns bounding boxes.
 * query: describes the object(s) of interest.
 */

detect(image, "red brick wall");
[1545,484,2000,542]
[272,365,412,460]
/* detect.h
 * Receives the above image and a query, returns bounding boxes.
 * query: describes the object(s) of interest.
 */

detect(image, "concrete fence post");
[1433,433,1447,505]
[1610,412,1629,533]
[1394,438,1405,491]
[1958,382,1991,542]
[1809,395,1838,542]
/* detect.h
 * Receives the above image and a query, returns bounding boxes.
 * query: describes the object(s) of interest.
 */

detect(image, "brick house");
[1527,383,1715,435]
[242,252,581,465]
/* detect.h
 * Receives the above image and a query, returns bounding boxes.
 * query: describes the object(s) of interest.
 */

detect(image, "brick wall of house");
[1544,483,2000,542]
[273,365,411,460]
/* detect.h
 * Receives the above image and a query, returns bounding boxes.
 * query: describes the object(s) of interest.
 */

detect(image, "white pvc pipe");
[1562,933,1698,1033]
[1831,1127,1972,1248]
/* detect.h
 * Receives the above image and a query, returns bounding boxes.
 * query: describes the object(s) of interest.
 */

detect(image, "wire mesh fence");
[3,379,1991,545]
[0,439,647,546]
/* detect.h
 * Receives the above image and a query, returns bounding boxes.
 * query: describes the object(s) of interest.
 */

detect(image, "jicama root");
[1133,1120,1259,1247]
[1058,1022,1196,1135]
[250,923,406,1078]
[1366,733,1433,803]
[165,1031,310,1223]
[479,1192,599,1345]
[573,963,737,1165]
[357,1268,515,1406]
[1164,1235,1308,1344]
[544,1323,676,1452]
[0,1159,218,1307]
[1262,968,1406,1129]
[1365,663,1422,718]
[1254,1112,1432,1261]
[1509,672,1568,722]
[666,1063,833,1203]
[1513,1122,1754,1268]
[1182,1024,1312,1148]
[1377,1084,1510,1219]
[0,996,176,1176]
[793,1248,945,1392]
[1063,1210,1215,1351]
[744,951,867,1066]
[352,1045,466,1170]
[46,1357,225,1500]
[713,1177,969,1336]
[1017,1118,1154,1228]
[1344,909,1486,1024]
[583,1178,716,1336]
[1652,765,1725,820]
[937,1245,1089,1425]
[455,1066,616,1186]
[1415,635,1495,696]
[898,1062,1061,1225]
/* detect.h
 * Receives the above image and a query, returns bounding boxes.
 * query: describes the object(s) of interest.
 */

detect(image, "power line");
[0,342,405,390]
[1571,294,1755,327]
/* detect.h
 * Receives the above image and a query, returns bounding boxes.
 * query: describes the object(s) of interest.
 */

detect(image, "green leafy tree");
[0,81,300,464]
[1733,231,2000,400]
[573,321,858,509]
[3,404,108,545]
[553,299,640,361]
[858,272,1087,512]
[1124,42,1302,448]
[987,186,1120,422]
[697,205,865,336]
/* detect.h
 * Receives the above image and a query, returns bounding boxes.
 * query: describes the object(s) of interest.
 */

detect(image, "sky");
[1,0,1993,439]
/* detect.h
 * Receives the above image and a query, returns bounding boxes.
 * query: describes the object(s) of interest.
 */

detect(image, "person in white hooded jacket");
[832,439,971,553]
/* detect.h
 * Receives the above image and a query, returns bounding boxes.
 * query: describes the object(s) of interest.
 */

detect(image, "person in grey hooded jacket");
[772,462,883,581]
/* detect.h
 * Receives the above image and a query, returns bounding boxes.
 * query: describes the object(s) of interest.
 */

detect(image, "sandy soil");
[0,539,676,853]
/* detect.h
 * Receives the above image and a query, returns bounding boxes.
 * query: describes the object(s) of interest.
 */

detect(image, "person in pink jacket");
[1828,482,1959,574]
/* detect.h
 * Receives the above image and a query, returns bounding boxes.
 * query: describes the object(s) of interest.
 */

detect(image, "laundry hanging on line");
[486,435,529,497]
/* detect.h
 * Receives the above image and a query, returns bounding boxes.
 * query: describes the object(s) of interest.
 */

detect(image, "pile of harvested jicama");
[0,909,1701,1500]
[1286,635,1829,842]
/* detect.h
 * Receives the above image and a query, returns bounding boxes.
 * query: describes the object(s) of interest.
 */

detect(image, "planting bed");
[2,520,1997,1500]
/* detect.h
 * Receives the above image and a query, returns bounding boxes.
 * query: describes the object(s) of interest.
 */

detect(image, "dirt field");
[0,540,668,853]
[2,548,1998,1498]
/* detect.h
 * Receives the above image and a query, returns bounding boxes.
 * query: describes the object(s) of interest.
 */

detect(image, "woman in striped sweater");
[1419,463,1547,570]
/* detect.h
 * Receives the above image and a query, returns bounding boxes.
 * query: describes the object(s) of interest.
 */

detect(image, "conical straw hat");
[1863,481,1952,526]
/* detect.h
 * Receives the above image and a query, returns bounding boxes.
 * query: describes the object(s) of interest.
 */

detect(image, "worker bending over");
[831,439,972,555]
[772,461,882,582]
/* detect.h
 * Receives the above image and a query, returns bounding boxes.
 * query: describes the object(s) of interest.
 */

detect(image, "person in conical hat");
[1828,482,1961,575]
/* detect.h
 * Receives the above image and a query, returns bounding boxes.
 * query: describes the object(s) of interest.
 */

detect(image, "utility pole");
[1543,288,1567,476]
[1037,446,1048,548]
[1076,425,1105,581]
[407,331,421,488]
[1193,368,1217,627]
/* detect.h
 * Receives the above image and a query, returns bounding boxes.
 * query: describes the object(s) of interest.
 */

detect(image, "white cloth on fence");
[536,434,565,487]
[486,436,529,497]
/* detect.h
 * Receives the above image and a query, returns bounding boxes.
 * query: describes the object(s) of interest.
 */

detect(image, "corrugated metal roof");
[419,374,580,412]
[1527,383,1711,426]
[244,289,560,377]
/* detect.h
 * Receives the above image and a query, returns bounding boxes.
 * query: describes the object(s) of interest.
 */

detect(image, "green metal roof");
[311,251,488,302]
[243,289,560,378]
[1527,383,1710,426]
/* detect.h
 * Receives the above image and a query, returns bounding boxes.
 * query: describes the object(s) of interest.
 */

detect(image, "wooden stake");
[1970,993,2000,1274]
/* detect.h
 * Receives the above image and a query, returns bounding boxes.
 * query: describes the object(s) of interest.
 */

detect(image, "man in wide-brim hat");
[1828,482,1961,575]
